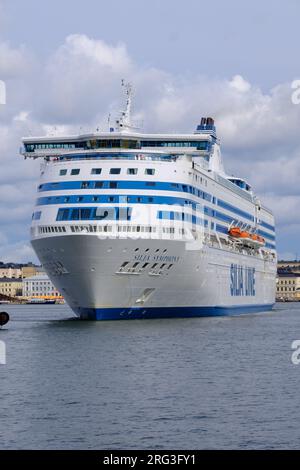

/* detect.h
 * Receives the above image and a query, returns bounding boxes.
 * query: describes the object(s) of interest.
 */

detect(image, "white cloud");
[229,74,251,93]
[0,41,33,79]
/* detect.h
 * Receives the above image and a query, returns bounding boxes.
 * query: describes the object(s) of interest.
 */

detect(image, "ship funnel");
[195,117,217,138]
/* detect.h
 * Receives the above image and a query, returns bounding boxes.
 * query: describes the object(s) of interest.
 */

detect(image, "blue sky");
[0,0,299,261]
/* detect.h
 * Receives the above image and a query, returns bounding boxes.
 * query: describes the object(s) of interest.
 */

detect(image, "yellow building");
[21,266,38,278]
[276,272,300,301]
[0,278,23,297]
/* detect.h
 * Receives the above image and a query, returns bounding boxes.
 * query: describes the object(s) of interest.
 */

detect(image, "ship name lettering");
[230,264,255,297]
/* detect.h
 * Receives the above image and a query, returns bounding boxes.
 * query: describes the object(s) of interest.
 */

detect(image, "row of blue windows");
[141,141,209,150]
[56,207,132,222]
[53,207,276,249]
[37,192,275,240]
[260,220,275,232]
[25,140,209,153]
[38,180,212,202]
[257,229,276,242]
[56,153,177,162]
[59,168,156,177]
[37,194,203,208]
[157,213,276,249]
[217,199,254,222]
[38,180,274,233]
[265,242,276,250]
[157,210,209,227]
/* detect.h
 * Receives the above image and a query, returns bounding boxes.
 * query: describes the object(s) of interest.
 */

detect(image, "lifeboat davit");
[228,227,265,247]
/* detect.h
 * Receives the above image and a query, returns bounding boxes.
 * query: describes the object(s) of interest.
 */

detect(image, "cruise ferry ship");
[22,84,277,320]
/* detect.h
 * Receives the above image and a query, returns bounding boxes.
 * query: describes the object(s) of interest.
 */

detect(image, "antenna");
[117,80,134,132]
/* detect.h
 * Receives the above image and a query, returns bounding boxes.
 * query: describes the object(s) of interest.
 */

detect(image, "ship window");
[142,263,149,268]
[127,168,138,175]
[145,169,155,175]
[64,197,70,203]
[59,169,67,176]
[95,182,103,189]
[109,182,118,189]
[91,168,102,175]
[77,197,84,202]
[71,209,80,220]
[81,182,90,189]
[110,168,121,175]
[93,196,99,202]
[57,209,70,221]
[137,197,142,203]
[133,262,139,268]
[71,169,80,175]
[148,197,154,202]
[81,209,92,219]
[109,196,115,202]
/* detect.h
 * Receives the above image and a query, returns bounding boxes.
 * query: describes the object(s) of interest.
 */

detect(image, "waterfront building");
[22,273,63,300]
[277,260,300,273]
[21,266,39,278]
[0,278,23,297]
[0,267,22,279]
[276,272,300,301]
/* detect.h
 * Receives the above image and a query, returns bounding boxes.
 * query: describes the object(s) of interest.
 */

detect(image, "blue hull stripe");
[75,304,274,321]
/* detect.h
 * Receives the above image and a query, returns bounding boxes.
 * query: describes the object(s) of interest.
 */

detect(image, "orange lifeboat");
[228,227,265,248]
[257,235,265,245]
[240,231,250,239]
[228,227,242,238]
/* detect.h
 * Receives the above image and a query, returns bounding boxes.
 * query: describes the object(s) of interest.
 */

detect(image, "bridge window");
[145,169,155,175]
[59,169,67,176]
[110,168,121,175]
[91,168,102,175]
[127,168,138,175]
[71,169,80,176]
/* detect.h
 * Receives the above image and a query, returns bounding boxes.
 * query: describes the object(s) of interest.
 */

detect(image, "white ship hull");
[32,234,276,320]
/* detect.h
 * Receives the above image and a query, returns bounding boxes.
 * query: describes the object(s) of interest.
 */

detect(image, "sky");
[0,0,300,262]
